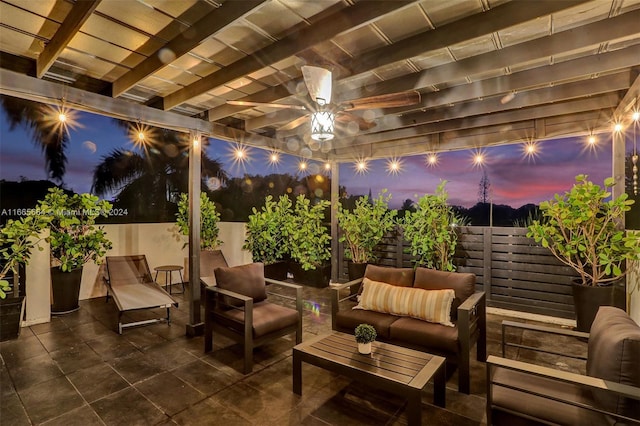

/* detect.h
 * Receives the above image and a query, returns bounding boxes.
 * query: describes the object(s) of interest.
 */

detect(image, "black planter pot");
[347,262,368,295]
[0,296,25,341]
[264,261,288,281]
[51,267,83,314]
[290,262,331,288]
[572,280,626,332]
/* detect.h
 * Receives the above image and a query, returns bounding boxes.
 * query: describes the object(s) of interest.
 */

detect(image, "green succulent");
[354,323,377,343]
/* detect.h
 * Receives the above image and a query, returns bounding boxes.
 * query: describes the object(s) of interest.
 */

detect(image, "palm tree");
[1,95,69,183]
[91,128,227,222]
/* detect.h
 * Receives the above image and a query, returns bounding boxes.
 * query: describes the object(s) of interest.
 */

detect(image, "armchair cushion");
[355,278,455,327]
[214,262,267,307]
[214,301,299,338]
[587,306,640,420]
[413,267,475,320]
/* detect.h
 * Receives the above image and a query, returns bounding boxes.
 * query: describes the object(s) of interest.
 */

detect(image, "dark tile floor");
[1,284,586,425]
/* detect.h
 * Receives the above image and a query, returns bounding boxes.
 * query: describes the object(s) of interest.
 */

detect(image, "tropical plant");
[527,175,640,286]
[91,127,226,222]
[284,195,331,271]
[402,181,459,271]
[243,195,292,264]
[176,192,222,251]
[337,190,397,264]
[37,188,113,272]
[0,213,49,298]
[354,323,377,344]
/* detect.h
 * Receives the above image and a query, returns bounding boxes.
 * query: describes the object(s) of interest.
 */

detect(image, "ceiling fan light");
[310,111,335,141]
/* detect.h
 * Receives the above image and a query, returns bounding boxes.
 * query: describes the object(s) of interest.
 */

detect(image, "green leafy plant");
[354,323,377,343]
[243,195,292,264]
[337,190,397,264]
[283,195,331,271]
[37,188,113,272]
[176,192,222,251]
[0,214,49,298]
[402,181,459,271]
[527,175,640,286]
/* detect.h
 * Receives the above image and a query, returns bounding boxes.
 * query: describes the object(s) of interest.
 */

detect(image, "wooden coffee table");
[293,332,446,425]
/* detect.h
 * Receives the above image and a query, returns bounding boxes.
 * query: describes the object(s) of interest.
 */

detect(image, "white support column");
[186,131,203,336]
[612,129,626,206]
[23,230,50,326]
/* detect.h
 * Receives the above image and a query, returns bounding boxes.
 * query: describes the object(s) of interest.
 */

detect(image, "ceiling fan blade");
[335,112,376,131]
[226,100,306,111]
[279,115,310,131]
[341,91,421,111]
[301,65,332,104]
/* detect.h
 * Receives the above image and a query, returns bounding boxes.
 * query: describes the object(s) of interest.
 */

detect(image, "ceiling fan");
[227,65,421,141]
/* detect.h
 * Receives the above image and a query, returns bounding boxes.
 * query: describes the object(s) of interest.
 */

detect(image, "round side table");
[154,265,184,294]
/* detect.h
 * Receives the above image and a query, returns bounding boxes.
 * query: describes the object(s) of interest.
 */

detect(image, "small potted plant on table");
[354,323,377,355]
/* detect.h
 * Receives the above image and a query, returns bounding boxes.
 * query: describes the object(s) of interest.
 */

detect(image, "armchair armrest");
[331,277,363,330]
[501,320,589,360]
[487,355,640,424]
[264,278,303,319]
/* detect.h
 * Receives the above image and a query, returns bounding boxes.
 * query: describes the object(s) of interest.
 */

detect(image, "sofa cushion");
[586,306,640,421]
[389,317,459,354]
[413,268,475,320]
[363,264,415,288]
[335,308,399,339]
[214,262,267,307]
[356,278,455,327]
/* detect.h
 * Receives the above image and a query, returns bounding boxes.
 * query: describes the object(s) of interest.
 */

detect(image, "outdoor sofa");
[331,264,486,393]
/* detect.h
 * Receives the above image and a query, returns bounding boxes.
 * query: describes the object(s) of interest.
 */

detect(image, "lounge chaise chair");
[104,255,178,334]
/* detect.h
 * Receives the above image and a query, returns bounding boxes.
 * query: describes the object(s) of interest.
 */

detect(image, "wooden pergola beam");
[163,1,416,110]
[36,0,101,79]
[112,0,266,97]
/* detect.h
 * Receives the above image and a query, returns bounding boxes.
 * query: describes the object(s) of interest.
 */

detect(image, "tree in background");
[477,170,491,204]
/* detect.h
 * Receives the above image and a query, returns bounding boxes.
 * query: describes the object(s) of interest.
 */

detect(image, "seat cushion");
[356,278,455,327]
[587,306,640,421]
[214,262,267,307]
[335,309,399,339]
[389,317,459,354]
[413,267,476,320]
[490,367,604,426]
[214,301,299,338]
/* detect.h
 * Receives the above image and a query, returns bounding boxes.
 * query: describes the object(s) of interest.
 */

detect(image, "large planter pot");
[0,296,25,341]
[347,261,368,295]
[51,267,83,314]
[264,261,288,281]
[572,280,626,332]
[289,262,331,288]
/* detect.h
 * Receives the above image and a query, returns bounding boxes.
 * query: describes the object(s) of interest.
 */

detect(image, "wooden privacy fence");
[338,226,580,319]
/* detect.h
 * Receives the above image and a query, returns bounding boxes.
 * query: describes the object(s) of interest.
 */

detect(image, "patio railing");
[338,226,580,319]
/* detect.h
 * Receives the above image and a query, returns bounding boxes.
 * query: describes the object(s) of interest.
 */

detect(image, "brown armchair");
[487,306,640,425]
[203,262,302,374]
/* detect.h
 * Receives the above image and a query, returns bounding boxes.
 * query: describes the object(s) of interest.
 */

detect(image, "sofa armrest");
[458,291,487,387]
[330,277,363,330]
[487,355,640,424]
[501,320,589,360]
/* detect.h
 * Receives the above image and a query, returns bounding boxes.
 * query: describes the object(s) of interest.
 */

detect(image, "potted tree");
[401,181,459,271]
[354,323,377,355]
[37,188,113,314]
[528,175,640,331]
[176,191,223,275]
[0,213,49,340]
[243,195,292,280]
[284,195,331,287]
[337,189,397,285]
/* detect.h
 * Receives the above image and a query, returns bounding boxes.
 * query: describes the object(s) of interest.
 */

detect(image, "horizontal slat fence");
[338,226,581,319]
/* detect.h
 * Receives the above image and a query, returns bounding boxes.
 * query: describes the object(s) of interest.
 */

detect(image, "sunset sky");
[0,105,625,209]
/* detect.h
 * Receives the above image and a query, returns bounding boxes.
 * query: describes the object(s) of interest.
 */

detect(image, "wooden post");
[330,161,339,283]
[186,131,203,336]
[483,227,492,300]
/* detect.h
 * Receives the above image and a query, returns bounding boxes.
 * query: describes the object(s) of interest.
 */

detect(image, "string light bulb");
[426,153,438,167]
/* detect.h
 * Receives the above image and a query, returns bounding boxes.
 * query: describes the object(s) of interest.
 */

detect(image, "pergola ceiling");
[1,0,640,162]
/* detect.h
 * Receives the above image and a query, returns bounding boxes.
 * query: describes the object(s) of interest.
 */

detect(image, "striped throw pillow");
[354,277,455,327]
